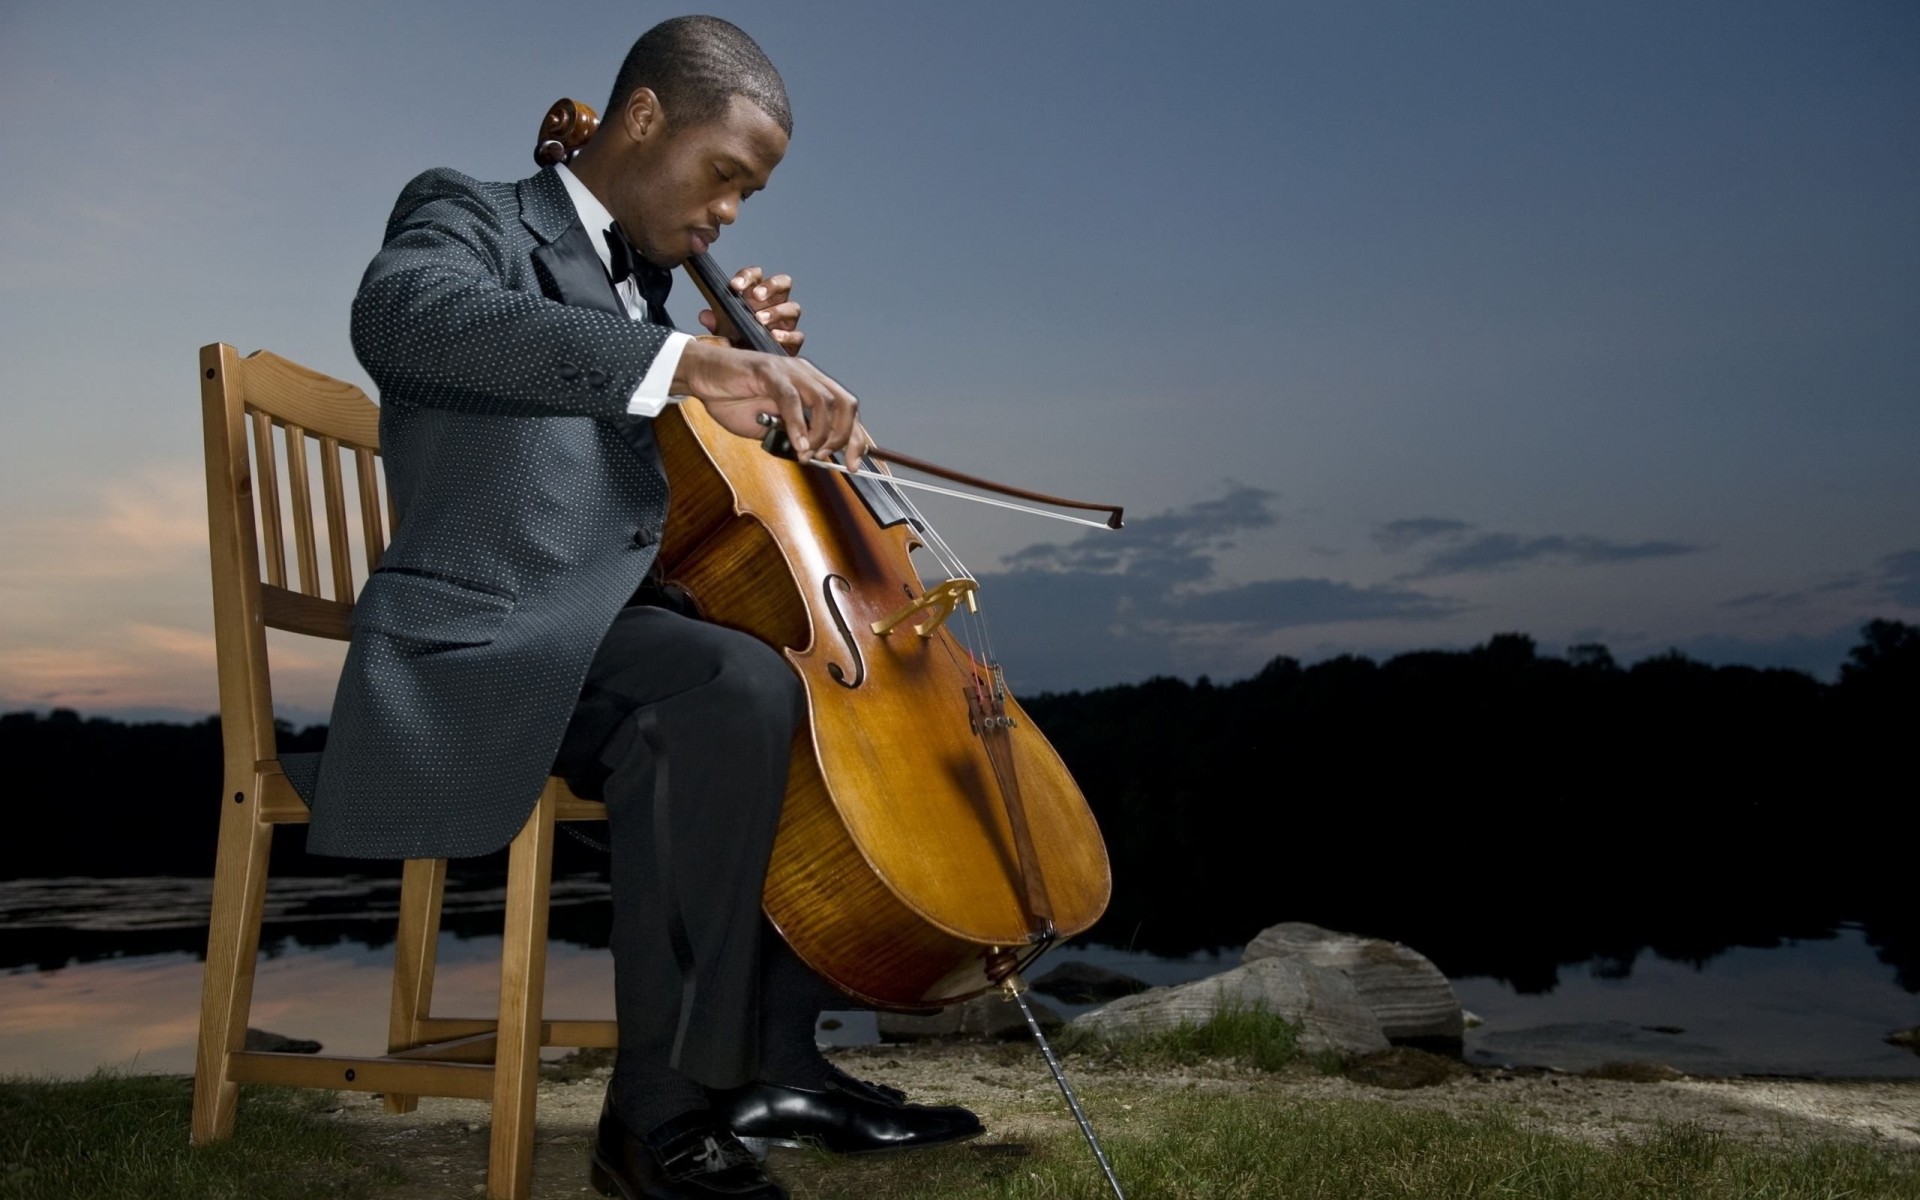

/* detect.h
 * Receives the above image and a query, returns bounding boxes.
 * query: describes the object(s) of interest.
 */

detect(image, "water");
[1,877,1914,1080]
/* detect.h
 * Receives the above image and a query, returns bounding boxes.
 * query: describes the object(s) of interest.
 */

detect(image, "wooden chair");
[192,343,615,1200]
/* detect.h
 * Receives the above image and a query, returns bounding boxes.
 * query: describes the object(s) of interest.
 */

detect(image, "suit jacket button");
[632,527,658,547]
[557,361,580,380]
[587,369,609,388]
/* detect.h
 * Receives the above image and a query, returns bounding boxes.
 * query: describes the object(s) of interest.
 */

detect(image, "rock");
[1462,1010,1484,1030]
[1243,921,1463,1043]
[1343,1047,1470,1090]
[244,1028,321,1054]
[1028,962,1150,1003]
[1067,957,1389,1057]
[1887,1026,1919,1052]
[877,992,1063,1042]
[542,1046,614,1083]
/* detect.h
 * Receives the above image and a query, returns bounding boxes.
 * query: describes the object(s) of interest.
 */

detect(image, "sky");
[1,0,1916,721]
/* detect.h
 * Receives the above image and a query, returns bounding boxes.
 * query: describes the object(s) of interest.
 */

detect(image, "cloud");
[1878,549,1920,607]
[1718,554,1915,617]
[1415,532,1700,576]
[1002,483,1278,588]
[968,487,1458,691]
[0,468,207,586]
[1372,517,1472,551]
[1172,578,1457,627]
[0,467,355,718]
[1372,515,1700,577]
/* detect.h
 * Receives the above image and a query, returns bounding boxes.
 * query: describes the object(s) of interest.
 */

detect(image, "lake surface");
[1,876,1914,1080]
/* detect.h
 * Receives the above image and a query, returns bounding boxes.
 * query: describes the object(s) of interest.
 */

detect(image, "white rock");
[1243,921,1464,1042]
[1067,956,1390,1057]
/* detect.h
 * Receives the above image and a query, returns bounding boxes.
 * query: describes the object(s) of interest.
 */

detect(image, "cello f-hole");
[823,574,866,689]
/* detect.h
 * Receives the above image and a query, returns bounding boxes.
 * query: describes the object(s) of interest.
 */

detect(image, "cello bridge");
[870,578,977,638]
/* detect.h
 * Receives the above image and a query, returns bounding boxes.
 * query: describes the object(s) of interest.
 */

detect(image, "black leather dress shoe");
[591,1102,787,1199]
[716,1070,985,1156]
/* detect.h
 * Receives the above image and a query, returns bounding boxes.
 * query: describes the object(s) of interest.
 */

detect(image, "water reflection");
[0,937,618,1079]
[2,877,1915,1081]
[1458,927,1920,1077]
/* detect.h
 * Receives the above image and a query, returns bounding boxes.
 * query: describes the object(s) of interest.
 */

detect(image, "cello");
[537,98,1129,1193]
[537,95,1117,1007]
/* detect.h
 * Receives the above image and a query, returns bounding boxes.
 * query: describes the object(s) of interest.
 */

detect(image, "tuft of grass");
[774,1089,1920,1200]
[1066,1002,1304,1072]
[1584,1060,1686,1082]
[0,1072,402,1200]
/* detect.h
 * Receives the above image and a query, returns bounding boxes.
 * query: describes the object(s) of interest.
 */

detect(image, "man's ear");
[622,87,665,143]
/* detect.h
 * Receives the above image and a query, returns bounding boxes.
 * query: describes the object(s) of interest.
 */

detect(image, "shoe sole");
[738,1125,985,1158]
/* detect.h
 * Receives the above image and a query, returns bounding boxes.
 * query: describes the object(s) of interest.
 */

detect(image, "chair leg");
[384,856,448,1115]
[488,788,556,1200]
[191,775,274,1144]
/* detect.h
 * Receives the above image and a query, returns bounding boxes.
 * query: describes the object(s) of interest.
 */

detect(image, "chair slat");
[355,448,386,573]
[319,435,353,600]
[249,411,286,589]
[227,1051,494,1100]
[260,583,353,640]
[283,424,320,594]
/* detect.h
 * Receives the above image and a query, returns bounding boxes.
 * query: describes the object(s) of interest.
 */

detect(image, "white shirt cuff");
[626,331,692,417]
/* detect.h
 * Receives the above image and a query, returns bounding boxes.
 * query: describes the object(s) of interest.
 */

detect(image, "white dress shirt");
[554,162,691,418]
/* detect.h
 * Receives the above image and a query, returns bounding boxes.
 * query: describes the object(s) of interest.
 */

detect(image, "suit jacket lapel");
[521,168,625,318]
[518,168,661,461]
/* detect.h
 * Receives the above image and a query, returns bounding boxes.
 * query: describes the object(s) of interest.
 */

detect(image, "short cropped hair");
[608,16,792,137]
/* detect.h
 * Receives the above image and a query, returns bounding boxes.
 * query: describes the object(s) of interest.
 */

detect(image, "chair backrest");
[199,344,387,774]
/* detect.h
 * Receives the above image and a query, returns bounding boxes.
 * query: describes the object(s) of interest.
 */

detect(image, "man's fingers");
[771,328,806,353]
[731,266,764,295]
[803,384,833,459]
[698,309,717,333]
[813,371,857,456]
[847,422,876,471]
[775,380,812,457]
[754,300,802,329]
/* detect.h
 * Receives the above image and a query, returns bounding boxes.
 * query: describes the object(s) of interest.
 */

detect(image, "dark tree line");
[1022,619,1918,990]
[3,620,1914,989]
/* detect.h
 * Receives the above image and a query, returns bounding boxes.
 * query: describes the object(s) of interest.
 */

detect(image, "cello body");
[652,391,1111,1008]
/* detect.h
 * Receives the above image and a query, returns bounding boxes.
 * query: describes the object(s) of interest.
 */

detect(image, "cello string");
[851,457,1001,679]
[881,471,1001,670]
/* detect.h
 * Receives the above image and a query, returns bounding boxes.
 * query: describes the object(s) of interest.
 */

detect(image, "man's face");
[610,91,788,267]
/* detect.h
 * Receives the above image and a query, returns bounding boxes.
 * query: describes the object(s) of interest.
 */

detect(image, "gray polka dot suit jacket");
[306,165,674,860]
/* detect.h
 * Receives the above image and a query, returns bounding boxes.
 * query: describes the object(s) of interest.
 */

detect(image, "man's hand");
[699,266,803,355]
[673,339,857,462]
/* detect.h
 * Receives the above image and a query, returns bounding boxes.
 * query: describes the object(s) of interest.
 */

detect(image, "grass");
[8,1037,1919,1200]
[1061,1002,1305,1072]
[0,1072,401,1200]
[775,1089,1920,1200]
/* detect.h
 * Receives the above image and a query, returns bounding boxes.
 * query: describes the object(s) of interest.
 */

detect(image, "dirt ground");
[320,1044,1920,1199]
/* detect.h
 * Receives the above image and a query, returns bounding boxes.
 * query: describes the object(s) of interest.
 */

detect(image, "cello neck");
[683,252,791,357]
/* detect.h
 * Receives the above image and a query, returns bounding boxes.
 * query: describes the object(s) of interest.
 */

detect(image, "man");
[309,16,981,1200]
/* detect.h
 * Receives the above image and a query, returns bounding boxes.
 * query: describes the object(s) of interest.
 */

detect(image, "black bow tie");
[603,224,673,326]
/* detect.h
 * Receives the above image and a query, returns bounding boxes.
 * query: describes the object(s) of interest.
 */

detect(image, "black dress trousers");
[551,603,803,1089]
